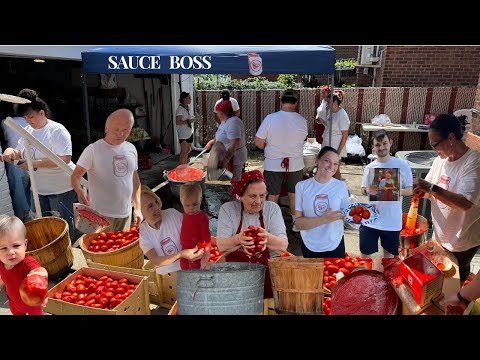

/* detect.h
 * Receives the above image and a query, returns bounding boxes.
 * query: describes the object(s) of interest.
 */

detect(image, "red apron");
[314,122,325,144]
[225,208,272,298]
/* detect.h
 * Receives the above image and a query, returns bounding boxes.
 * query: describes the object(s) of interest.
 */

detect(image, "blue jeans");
[31,189,78,241]
[6,163,31,220]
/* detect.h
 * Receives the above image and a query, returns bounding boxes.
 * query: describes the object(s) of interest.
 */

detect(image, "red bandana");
[215,100,233,114]
[231,170,266,197]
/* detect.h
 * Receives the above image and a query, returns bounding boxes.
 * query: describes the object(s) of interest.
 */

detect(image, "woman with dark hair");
[214,89,240,118]
[318,90,350,180]
[175,92,196,165]
[413,113,480,284]
[294,146,349,258]
[216,170,288,298]
[1,89,77,239]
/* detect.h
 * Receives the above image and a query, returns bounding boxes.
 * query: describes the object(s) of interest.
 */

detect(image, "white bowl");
[430,254,453,272]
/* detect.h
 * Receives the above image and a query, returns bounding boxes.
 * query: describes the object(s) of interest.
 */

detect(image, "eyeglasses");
[430,138,446,150]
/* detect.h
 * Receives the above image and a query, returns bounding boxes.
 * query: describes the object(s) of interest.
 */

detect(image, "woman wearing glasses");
[413,114,480,284]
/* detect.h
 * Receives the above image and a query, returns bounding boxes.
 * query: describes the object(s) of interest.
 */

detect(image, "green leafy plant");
[335,59,357,69]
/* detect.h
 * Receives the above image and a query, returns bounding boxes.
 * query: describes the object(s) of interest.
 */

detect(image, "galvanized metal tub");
[176,262,265,315]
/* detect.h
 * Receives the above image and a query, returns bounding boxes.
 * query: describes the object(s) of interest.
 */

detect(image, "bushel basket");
[80,233,144,269]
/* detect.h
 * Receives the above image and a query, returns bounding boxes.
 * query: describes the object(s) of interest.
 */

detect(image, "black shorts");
[179,134,193,144]
[263,169,303,195]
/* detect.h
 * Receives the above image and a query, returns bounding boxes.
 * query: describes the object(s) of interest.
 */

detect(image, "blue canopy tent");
[80,45,336,144]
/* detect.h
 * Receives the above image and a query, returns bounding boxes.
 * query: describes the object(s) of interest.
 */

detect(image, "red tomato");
[352,214,362,224]
[19,274,48,307]
[327,265,339,273]
[65,283,76,293]
[355,206,364,215]
[334,258,345,267]
[99,232,107,240]
[349,208,356,216]
[324,298,331,306]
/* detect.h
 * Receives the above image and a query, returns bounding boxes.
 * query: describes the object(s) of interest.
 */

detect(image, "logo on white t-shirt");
[314,194,329,216]
[113,155,128,177]
[161,237,179,255]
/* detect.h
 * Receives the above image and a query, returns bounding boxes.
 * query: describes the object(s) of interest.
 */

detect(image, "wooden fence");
[197,87,476,153]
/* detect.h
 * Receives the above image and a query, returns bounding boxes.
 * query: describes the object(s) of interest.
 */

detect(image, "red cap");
[231,170,266,197]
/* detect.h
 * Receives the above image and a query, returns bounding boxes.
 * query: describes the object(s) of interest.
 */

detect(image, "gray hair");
[0,214,26,239]
[105,108,135,128]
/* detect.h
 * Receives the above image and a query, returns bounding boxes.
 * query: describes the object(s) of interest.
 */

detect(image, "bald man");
[71,109,143,232]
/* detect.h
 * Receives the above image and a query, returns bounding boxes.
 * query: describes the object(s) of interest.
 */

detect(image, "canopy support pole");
[81,72,91,144]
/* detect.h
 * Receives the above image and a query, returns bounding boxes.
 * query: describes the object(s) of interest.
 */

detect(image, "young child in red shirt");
[179,182,211,269]
[0,215,49,315]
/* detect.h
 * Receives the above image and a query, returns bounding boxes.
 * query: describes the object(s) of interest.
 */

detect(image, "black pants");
[446,245,480,282]
[301,237,345,259]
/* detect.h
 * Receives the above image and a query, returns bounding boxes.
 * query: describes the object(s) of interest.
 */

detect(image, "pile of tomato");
[86,226,139,253]
[167,167,204,181]
[52,274,138,309]
[322,253,373,315]
[349,206,370,224]
[243,225,265,253]
[208,245,223,263]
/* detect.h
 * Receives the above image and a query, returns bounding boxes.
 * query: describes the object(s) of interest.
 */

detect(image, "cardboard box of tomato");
[44,267,150,315]
[400,253,443,308]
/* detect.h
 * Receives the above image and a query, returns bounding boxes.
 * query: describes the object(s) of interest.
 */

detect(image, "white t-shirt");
[2,117,28,148]
[175,105,194,140]
[214,97,240,113]
[76,139,138,218]
[295,177,350,252]
[425,149,480,252]
[139,208,183,275]
[361,157,413,231]
[17,120,75,195]
[315,100,327,120]
[319,108,350,158]
[214,116,247,166]
[255,110,308,172]
[217,200,287,258]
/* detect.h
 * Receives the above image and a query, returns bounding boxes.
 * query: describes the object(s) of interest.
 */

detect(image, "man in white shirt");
[360,130,413,259]
[255,89,308,231]
[71,109,143,232]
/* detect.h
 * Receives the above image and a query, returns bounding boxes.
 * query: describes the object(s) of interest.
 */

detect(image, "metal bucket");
[399,213,429,257]
[176,262,265,315]
[164,167,206,198]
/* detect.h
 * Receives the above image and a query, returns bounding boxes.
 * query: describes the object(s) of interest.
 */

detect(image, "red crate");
[400,253,443,307]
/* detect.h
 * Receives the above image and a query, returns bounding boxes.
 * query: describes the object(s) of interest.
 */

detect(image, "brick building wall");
[379,46,480,87]
[333,46,359,60]
[0,146,14,216]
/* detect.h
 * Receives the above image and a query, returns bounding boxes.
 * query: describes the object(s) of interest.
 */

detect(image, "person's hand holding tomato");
[180,246,204,262]
[255,227,269,252]
[238,230,255,255]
